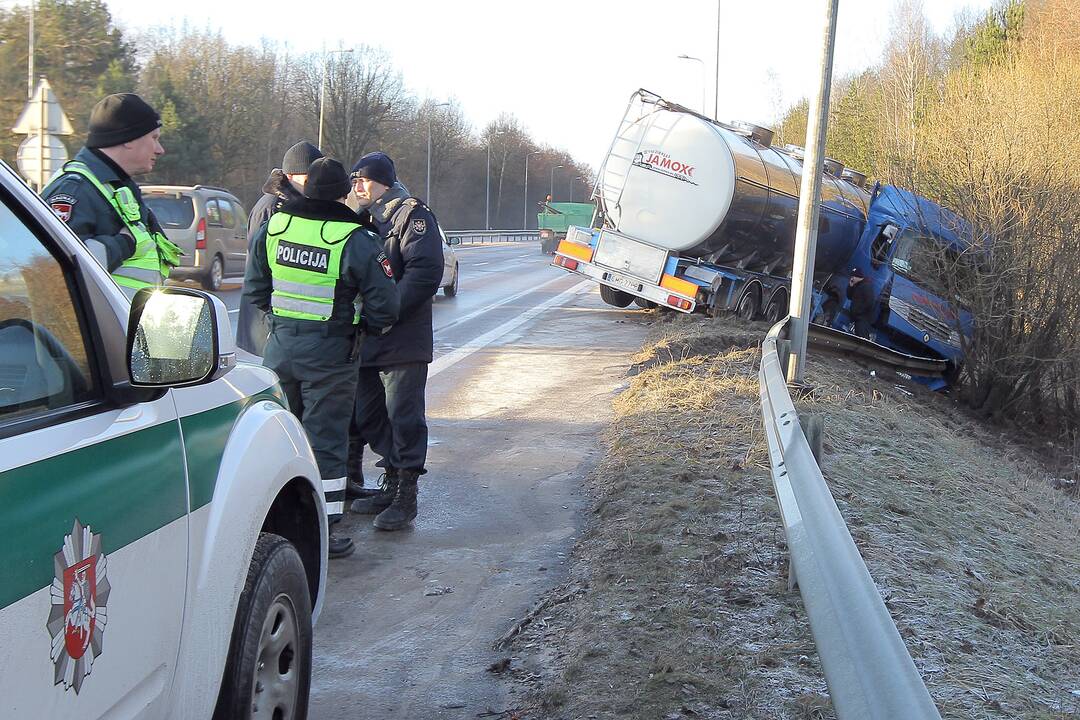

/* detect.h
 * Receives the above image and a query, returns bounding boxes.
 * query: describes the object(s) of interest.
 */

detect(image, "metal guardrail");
[444,230,539,245]
[808,322,948,376]
[759,317,942,720]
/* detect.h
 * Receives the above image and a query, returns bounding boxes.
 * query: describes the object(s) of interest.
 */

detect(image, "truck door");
[0,186,188,719]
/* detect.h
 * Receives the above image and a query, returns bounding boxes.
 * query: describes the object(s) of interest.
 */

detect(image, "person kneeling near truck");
[846,267,876,340]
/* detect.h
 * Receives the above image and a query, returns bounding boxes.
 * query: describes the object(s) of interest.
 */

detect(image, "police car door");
[0,174,187,718]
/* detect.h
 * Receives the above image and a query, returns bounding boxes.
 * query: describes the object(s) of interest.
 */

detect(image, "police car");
[0,158,326,719]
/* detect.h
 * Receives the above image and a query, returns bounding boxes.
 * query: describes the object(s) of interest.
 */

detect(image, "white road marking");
[228,308,240,314]
[434,273,567,335]
[429,280,591,380]
[473,262,491,267]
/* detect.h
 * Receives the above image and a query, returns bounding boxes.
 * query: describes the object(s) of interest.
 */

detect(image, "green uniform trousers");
[263,321,359,519]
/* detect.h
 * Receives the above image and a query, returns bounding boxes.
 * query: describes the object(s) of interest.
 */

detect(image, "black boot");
[373,469,419,531]
[350,469,399,515]
[329,532,354,558]
[345,435,366,501]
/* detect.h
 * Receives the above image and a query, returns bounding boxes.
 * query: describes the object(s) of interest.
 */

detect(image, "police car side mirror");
[126,287,236,387]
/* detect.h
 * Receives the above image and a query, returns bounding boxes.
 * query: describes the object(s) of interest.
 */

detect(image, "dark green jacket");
[243,196,400,334]
[42,147,162,272]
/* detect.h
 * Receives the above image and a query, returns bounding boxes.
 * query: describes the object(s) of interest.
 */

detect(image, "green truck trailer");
[538,201,594,254]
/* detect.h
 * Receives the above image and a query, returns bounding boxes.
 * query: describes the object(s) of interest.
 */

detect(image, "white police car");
[0,158,326,719]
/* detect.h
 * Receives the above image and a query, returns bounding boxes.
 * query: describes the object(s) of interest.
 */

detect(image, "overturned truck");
[553,89,973,376]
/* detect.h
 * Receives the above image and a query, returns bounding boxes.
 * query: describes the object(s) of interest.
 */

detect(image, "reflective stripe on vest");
[59,162,169,289]
[265,213,360,322]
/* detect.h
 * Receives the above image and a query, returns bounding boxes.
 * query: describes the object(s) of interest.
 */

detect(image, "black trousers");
[351,362,429,472]
[264,326,358,520]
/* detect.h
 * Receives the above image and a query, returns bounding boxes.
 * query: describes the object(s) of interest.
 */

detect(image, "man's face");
[121,128,164,176]
[352,176,389,208]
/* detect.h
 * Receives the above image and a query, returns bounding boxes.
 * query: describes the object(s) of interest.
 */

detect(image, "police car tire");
[213,532,313,720]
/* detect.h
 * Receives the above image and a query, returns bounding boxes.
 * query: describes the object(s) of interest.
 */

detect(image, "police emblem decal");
[47,519,110,694]
[411,218,427,235]
[48,194,77,222]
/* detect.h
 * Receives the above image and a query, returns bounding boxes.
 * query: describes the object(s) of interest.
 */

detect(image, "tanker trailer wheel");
[736,289,761,322]
[634,297,658,310]
[764,294,787,324]
[600,284,635,308]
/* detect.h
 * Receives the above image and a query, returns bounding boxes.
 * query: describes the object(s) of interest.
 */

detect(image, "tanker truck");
[552,89,973,371]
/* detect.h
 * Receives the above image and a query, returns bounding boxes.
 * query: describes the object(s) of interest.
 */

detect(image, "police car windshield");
[145,195,195,229]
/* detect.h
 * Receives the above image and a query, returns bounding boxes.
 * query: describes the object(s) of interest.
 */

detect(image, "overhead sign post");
[12,77,74,192]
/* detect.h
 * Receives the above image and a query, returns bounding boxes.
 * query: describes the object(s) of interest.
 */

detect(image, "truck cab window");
[870,224,898,266]
[0,196,97,422]
[890,228,951,297]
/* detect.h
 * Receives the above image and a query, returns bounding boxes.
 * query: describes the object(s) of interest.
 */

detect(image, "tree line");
[0,0,593,230]
[776,0,1080,466]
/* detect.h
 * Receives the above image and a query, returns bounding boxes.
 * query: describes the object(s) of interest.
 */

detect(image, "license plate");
[604,272,642,292]
[593,232,667,283]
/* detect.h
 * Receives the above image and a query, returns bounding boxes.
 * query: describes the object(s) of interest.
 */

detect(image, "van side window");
[206,199,222,227]
[231,201,247,235]
[218,199,235,228]
[0,195,98,423]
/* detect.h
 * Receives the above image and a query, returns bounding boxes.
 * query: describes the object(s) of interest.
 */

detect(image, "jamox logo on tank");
[632,150,698,185]
[47,519,111,694]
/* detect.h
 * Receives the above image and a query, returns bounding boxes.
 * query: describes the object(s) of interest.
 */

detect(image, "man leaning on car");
[43,93,182,295]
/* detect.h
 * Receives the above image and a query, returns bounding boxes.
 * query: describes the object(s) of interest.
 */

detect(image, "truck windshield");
[890,228,954,299]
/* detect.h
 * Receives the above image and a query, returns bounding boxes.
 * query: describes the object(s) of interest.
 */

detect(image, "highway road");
[204,241,648,717]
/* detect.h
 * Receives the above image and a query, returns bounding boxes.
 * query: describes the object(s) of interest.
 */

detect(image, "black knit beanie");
[303,158,351,201]
[351,152,397,188]
[86,94,161,148]
[282,141,324,174]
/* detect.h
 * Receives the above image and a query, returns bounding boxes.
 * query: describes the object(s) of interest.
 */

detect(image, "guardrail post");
[800,414,824,464]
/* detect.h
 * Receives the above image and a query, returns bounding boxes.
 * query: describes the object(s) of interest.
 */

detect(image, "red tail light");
[554,255,579,271]
[195,218,207,250]
[667,295,693,311]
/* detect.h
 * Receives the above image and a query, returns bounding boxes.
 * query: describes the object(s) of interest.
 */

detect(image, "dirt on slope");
[498,311,1080,720]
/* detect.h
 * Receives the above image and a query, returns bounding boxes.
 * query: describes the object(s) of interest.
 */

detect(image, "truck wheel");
[213,533,312,720]
[634,297,658,309]
[600,284,635,308]
[736,290,760,322]
[765,295,787,324]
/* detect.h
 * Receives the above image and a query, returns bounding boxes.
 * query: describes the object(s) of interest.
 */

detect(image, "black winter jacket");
[359,184,444,367]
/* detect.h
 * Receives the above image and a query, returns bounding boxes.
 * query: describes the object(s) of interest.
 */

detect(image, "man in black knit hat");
[43,93,182,295]
[243,157,400,558]
[237,141,324,356]
[347,151,444,532]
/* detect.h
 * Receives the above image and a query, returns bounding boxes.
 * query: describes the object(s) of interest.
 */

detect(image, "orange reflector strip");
[659,273,699,298]
[556,239,594,262]
[554,255,579,271]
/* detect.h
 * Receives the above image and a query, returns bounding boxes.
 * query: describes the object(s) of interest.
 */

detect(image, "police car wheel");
[203,255,224,291]
[443,264,459,297]
[213,533,313,720]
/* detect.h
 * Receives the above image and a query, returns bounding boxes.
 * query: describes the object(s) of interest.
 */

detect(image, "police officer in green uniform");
[43,93,181,294]
[242,158,400,558]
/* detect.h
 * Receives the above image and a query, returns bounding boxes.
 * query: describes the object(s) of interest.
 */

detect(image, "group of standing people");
[44,93,446,560]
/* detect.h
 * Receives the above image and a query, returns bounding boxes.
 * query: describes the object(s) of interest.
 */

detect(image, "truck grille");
[888,296,960,347]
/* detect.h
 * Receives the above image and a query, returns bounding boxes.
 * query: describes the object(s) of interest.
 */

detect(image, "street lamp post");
[426,101,451,203]
[318,47,353,151]
[485,130,505,230]
[677,54,707,116]
[570,176,585,203]
[523,151,541,230]
[549,164,563,200]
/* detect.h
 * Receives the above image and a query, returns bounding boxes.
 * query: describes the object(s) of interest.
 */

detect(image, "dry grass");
[505,311,1080,720]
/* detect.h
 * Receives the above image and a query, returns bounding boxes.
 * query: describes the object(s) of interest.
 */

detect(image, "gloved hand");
[155,234,185,268]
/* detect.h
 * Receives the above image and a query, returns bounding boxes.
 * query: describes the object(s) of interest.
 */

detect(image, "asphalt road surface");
[205,241,648,718]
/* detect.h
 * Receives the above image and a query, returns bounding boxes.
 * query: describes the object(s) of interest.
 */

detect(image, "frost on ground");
[502,312,1080,720]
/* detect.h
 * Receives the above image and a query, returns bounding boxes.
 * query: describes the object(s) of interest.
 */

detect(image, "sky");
[97,0,996,170]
